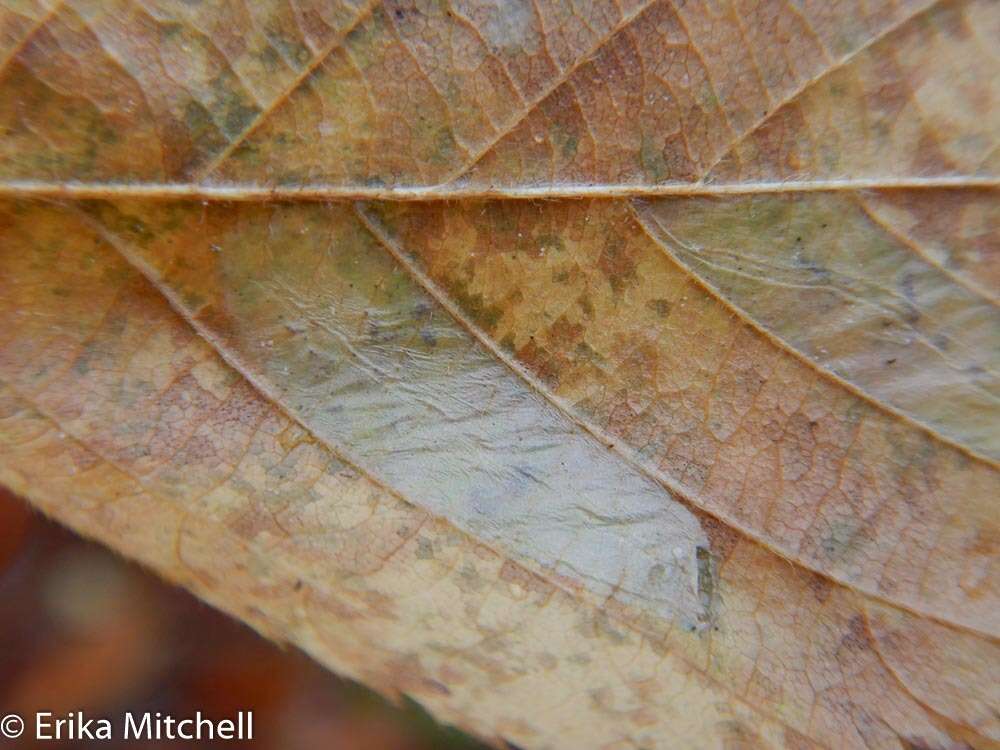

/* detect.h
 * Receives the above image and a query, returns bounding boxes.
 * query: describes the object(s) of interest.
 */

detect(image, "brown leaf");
[0,1,997,748]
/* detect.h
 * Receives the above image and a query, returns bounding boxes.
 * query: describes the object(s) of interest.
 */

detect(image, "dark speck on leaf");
[647,298,672,317]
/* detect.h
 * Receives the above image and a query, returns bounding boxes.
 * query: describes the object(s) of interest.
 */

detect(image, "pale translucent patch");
[189,204,710,626]
[455,0,540,56]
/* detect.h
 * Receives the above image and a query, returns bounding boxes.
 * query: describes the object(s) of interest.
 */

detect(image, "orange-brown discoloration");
[0,0,997,746]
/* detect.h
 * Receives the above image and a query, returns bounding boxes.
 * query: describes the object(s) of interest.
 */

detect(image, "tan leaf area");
[0,0,997,748]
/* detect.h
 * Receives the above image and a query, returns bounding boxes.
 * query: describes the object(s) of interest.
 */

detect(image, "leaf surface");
[0,0,997,748]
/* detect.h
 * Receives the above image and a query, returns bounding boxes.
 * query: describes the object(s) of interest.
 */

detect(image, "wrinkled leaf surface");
[0,1,998,748]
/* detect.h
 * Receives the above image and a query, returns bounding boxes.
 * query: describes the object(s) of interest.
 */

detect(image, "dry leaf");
[0,0,997,748]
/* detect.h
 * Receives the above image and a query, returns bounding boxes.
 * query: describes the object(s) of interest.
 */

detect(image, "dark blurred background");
[0,487,486,749]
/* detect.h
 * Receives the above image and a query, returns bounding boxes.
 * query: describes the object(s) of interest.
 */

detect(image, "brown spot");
[783,727,814,750]
[646,298,673,317]
[697,514,740,562]
[515,339,559,387]
[597,236,638,292]
[546,315,583,348]
[807,573,833,604]
[839,614,874,655]
[720,722,766,750]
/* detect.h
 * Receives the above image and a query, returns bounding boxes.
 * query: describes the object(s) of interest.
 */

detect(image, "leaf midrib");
[2,175,997,201]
